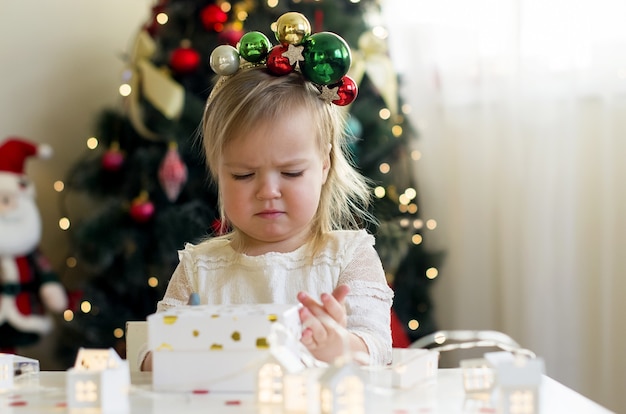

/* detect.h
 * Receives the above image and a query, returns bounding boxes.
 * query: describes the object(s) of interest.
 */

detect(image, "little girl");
[141,23,393,370]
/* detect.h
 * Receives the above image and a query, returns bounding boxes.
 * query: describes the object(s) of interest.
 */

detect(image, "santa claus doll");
[0,137,68,353]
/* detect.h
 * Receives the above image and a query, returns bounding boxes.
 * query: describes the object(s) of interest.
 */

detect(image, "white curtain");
[382,0,626,412]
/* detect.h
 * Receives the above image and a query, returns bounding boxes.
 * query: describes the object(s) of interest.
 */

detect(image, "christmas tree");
[55,0,443,366]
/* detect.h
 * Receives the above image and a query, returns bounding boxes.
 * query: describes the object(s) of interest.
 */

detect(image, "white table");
[0,369,613,413]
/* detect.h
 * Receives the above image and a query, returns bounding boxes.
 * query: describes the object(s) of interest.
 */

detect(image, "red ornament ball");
[267,45,295,76]
[129,194,155,223]
[333,75,358,106]
[101,147,125,171]
[200,4,228,32]
[169,46,201,74]
[219,26,244,47]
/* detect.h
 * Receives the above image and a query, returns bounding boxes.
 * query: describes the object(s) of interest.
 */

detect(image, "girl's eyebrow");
[223,158,311,168]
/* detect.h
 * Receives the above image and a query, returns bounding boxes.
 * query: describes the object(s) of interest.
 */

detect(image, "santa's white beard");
[0,194,41,256]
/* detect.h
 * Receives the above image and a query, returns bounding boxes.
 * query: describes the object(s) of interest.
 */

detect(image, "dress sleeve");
[339,237,394,365]
[136,248,197,369]
[156,247,197,312]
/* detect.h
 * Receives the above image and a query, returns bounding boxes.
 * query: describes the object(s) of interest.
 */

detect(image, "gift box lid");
[148,303,302,351]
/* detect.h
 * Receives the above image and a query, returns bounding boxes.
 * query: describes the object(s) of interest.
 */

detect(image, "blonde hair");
[202,68,373,253]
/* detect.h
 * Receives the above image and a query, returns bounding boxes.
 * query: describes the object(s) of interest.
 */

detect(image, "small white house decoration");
[0,353,14,390]
[460,357,496,394]
[66,348,130,412]
[0,353,39,390]
[282,367,324,414]
[257,361,283,404]
[319,361,365,414]
[495,357,545,414]
[390,348,438,389]
[362,348,439,391]
[256,344,305,405]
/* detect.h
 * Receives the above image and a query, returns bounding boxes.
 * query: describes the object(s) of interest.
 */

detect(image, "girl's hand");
[297,284,352,363]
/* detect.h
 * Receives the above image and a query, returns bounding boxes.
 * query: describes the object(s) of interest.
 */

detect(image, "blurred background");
[1,0,624,412]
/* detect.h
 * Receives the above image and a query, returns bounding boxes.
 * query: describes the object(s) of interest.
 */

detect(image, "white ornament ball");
[209,45,240,76]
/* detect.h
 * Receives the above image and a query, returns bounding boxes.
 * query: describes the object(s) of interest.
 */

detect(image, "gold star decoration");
[281,44,304,65]
[318,85,340,104]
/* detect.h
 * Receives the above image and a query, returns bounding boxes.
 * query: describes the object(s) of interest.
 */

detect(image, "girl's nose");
[256,175,281,200]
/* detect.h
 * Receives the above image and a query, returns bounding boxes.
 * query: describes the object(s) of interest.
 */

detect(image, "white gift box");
[148,303,301,352]
[149,303,302,393]
[153,349,270,392]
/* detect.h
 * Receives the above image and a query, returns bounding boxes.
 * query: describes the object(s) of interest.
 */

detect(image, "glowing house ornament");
[362,348,439,391]
[256,325,306,406]
[495,357,545,414]
[0,354,14,390]
[0,354,39,390]
[257,360,284,405]
[256,351,305,406]
[282,367,324,414]
[66,348,130,412]
[461,357,496,394]
[319,360,365,414]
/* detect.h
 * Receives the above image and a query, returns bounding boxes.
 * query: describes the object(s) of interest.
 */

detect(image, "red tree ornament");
[219,25,244,47]
[158,142,188,202]
[333,75,358,106]
[266,45,296,76]
[200,4,228,32]
[101,142,125,172]
[129,191,155,223]
[169,41,201,74]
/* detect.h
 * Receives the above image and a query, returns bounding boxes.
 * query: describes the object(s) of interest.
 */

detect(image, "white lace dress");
[144,229,394,366]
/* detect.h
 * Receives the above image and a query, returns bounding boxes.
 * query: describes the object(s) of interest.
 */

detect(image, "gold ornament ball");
[275,12,311,45]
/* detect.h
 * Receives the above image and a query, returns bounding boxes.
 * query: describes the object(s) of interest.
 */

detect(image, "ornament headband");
[209,12,358,106]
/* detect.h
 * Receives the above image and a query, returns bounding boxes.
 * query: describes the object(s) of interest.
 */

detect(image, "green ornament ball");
[300,32,352,86]
[238,31,271,63]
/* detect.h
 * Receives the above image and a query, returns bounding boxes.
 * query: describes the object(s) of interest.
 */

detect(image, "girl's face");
[218,107,330,255]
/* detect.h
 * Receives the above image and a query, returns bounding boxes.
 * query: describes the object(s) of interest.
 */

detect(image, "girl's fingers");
[321,292,347,327]
[297,291,321,312]
[298,286,349,317]
[298,292,331,322]
[324,284,350,325]
[331,284,350,304]
[299,306,327,346]
[297,287,349,351]
[300,327,315,347]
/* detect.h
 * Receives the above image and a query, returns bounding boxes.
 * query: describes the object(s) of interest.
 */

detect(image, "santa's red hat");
[0,137,52,175]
